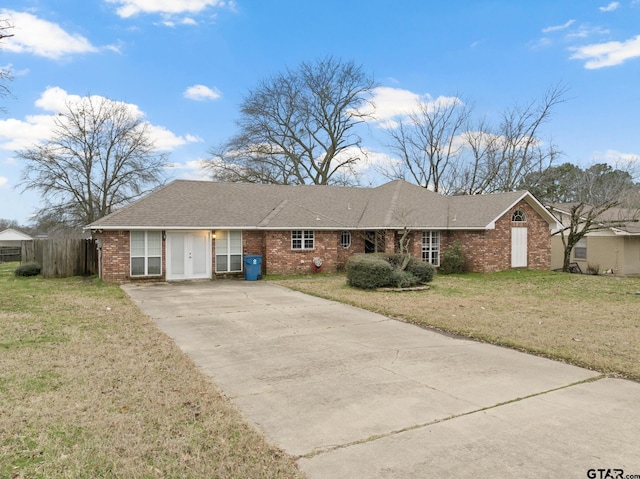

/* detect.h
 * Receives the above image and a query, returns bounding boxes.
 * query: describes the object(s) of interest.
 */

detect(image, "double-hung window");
[215,230,243,272]
[422,231,440,266]
[131,231,162,276]
[573,238,587,260]
[292,230,314,250]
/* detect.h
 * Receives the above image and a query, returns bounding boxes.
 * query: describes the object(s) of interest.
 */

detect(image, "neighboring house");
[0,228,33,246]
[87,179,559,283]
[0,228,33,262]
[548,204,640,275]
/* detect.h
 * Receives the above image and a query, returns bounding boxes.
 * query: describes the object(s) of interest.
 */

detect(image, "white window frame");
[130,230,162,276]
[512,209,527,222]
[422,231,440,266]
[292,230,314,250]
[573,237,587,260]
[215,230,243,273]
[340,231,351,249]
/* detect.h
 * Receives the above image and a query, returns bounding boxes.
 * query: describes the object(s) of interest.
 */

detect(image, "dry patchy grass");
[0,263,303,479]
[274,270,640,381]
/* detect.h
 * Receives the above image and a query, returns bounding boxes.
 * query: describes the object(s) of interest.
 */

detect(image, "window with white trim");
[340,231,351,249]
[292,230,314,250]
[512,209,526,222]
[422,231,440,266]
[130,231,162,276]
[215,230,243,272]
[573,237,587,260]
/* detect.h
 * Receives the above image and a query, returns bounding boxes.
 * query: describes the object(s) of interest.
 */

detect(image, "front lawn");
[275,270,640,381]
[0,262,303,479]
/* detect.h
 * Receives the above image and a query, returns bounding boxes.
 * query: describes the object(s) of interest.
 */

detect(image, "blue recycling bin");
[243,255,262,281]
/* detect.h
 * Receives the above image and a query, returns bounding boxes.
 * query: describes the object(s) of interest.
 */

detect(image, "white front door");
[166,231,211,280]
[511,227,528,268]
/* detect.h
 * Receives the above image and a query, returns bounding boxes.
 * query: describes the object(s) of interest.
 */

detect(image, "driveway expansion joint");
[297,374,606,460]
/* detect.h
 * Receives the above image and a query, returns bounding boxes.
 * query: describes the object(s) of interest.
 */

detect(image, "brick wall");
[264,230,342,275]
[95,230,131,283]
[96,230,169,283]
[444,200,550,272]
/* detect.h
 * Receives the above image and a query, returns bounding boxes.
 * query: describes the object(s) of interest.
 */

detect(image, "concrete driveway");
[122,280,640,478]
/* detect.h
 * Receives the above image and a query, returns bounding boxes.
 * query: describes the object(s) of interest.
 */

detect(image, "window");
[340,231,351,249]
[512,210,526,222]
[365,231,385,253]
[215,230,242,272]
[574,237,587,260]
[292,230,314,250]
[422,231,440,266]
[130,231,162,276]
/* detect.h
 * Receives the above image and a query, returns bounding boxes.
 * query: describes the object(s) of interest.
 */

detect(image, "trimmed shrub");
[389,270,421,288]
[14,262,42,277]
[346,255,394,289]
[439,241,467,274]
[347,253,435,289]
[406,260,436,283]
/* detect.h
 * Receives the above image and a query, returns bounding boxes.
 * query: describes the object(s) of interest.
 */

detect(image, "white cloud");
[357,86,462,130]
[0,87,196,153]
[593,149,640,164]
[542,19,576,33]
[0,9,98,59]
[570,34,640,68]
[146,124,201,151]
[183,84,222,101]
[0,115,58,150]
[0,176,8,187]
[356,86,422,129]
[565,24,610,40]
[106,0,226,18]
[599,2,620,12]
[169,158,211,181]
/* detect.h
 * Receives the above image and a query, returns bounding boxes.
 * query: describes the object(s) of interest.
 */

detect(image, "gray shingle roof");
[549,203,640,235]
[88,179,554,230]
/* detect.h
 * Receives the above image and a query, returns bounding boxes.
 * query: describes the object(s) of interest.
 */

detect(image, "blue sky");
[1,0,639,224]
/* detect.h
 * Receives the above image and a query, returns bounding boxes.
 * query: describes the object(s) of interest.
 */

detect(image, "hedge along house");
[87,179,560,283]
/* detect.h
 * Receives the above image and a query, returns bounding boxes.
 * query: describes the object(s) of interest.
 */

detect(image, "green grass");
[0,262,303,479]
[274,270,640,381]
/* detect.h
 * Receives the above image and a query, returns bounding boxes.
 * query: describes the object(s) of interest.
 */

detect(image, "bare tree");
[454,84,568,195]
[548,163,639,272]
[18,95,167,226]
[0,19,14,111]
[380,96,471,192]
[205,56,376,185]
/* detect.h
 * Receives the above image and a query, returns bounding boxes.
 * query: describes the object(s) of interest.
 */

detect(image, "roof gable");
[548,203,640,235]
[0,228,33,241]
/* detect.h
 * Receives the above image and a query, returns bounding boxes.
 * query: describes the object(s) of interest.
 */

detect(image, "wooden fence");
[21,239,98,278]
[0,246,21,263]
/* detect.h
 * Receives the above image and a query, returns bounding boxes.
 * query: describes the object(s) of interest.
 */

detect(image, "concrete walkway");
[122,280,640,478]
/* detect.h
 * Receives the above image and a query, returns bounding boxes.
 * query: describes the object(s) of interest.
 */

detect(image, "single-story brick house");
[87,179,559,283]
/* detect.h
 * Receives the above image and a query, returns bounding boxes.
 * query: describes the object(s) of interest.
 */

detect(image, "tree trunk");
[562,245,572,272]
